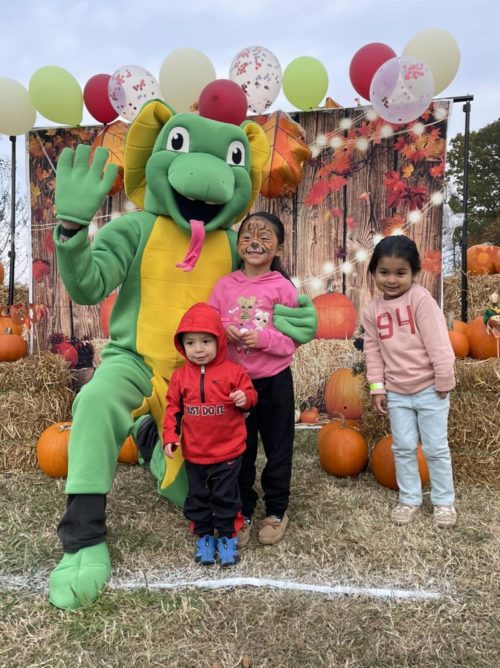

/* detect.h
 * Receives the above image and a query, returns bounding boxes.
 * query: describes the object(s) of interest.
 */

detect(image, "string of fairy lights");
[30,103,450,294]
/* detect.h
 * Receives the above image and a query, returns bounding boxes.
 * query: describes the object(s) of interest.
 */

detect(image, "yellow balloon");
[403,29,460,95]
[0,78,36,135]
[29,66,83,126]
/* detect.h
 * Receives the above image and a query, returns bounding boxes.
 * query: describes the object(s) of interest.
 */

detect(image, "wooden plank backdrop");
[28,102,450,352]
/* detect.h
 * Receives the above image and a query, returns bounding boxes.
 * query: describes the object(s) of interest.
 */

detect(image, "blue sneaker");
[216,537,240,567]
[194,535,216,565]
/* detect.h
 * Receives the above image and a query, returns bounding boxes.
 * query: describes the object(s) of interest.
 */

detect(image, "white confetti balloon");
[108,65,161,122]
[229,46,282,114]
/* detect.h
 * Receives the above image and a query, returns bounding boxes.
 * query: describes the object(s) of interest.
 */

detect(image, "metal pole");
[7,135,16,306]
[460,100,472,322]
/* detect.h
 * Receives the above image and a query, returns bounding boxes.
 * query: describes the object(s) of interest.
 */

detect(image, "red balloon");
[84,74,119,124]
[198,79,248,126]
[349,43,397,101]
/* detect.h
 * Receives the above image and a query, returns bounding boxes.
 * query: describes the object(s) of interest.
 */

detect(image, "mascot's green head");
[123,100,269,269]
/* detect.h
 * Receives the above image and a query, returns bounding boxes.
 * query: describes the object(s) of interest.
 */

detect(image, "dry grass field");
[0,431,498,668]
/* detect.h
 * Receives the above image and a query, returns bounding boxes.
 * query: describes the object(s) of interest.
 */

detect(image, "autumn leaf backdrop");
[28,101,450,352]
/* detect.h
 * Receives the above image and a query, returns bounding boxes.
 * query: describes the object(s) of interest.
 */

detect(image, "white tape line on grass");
[0,574,441,601]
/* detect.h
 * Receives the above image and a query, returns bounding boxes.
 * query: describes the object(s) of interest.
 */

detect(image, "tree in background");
[446,118,500,246]
[0,146,30,289]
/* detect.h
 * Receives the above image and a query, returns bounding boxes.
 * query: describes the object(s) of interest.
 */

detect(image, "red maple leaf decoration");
[421,249,442,273]
[305,181,330,205]
[32,259,50,282]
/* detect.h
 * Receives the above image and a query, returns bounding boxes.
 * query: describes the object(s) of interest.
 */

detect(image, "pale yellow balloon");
[159,48,216,112]
[403,28,460,95]
[0,78,36,135]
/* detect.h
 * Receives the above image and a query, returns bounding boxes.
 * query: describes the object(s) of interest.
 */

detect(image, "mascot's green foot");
[48,543,111,610]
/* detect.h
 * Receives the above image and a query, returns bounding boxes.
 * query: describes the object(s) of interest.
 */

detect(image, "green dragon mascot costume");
[49,99,316,609]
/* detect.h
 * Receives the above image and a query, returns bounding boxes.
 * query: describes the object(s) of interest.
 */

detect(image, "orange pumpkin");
[370,434,430,490]
[36,422,72,478]
[466,317,499,359]
[318,416,360,451]
[448,330,469,358]
[0,305,23,335]
[89,121,128,195]
[0,331,28,362]
[118,435,139,464]
[324,368,364,419]
[312,292,357,340]
[100,292,117,338]
[318,422,368,477]
[467,245,496,275]
[300,406,319,423]
[451,319,468,334]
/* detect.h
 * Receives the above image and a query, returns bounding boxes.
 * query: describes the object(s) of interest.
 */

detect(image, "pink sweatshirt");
[363,283,456,395]
[209,270,298,380]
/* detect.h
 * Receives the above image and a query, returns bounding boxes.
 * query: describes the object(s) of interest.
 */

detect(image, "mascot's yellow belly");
[137,215,232,380]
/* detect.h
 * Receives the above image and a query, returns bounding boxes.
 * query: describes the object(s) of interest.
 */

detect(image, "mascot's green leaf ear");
[124,100,175,209]
[237,120,271,222]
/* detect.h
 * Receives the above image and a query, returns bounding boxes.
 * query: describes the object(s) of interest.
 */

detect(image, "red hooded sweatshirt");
[162,302,257,465]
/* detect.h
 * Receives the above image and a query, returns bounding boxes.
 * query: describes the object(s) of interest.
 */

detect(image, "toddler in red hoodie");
[163,302,257,567]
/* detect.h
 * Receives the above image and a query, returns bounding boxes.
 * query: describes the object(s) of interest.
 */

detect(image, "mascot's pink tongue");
[176,219,206,272]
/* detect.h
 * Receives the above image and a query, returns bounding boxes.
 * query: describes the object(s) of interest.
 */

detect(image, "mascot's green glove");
[274,294,317,345]
[55,145,118,227]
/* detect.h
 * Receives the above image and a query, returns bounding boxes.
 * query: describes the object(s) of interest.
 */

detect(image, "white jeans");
[387,385,455,506]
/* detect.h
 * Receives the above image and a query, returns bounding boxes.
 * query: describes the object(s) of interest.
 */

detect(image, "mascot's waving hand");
[49,100,317,609]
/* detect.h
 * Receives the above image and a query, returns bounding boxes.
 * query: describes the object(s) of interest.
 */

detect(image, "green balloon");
[29,66,83,126]
[283,56,329,110]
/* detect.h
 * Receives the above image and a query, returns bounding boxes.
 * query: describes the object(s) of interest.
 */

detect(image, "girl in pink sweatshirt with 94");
[363,236,457,528]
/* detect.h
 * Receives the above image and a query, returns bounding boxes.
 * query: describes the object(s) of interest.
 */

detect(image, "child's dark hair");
[238,211,292,280]
[368,236,421,275]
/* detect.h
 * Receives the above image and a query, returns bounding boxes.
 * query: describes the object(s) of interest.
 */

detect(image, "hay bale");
[360,358,500,487]
[444,272,500,322]
[0,284,29,305]
[292,339,363,410]
[0,352,73,472]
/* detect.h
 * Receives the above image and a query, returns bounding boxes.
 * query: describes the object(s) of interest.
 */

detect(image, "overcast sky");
[0,0,498,173]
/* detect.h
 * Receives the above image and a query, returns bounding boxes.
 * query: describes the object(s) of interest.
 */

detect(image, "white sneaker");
[433,505,457,528]
[391,504,420,525]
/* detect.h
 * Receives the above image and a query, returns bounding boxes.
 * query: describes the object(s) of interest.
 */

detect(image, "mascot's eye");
[226,141,245,166]
[166,127,190,153]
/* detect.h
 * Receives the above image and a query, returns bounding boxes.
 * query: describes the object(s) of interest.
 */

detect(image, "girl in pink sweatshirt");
[363,236,456,528]
[209,212,298,548]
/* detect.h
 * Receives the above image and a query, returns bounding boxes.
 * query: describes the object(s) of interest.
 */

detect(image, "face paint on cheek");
[238,220,278,255]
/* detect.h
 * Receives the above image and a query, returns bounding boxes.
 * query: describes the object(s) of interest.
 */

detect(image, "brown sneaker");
[433,505,457,528]
[258,513,289,545]
[391,504,420,525]
[236,518,251,549]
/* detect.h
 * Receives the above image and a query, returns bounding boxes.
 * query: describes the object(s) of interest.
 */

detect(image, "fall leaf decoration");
[258,111,312,198]
[421,249,442,273]
[32,258,51,282]
[89,121,128,196]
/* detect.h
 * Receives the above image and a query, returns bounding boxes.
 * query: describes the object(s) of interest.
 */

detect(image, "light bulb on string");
[372,233,384,246]
[322,261,335,273]
[410,122,425,136]
[408,210,423,225]
[339,117,353,131]
[341,261,354,274]
[356,137,369,152]
[380,124,393,139]
[430,191,444,205]
[329,136,343,150]
[366,108,378,121]
[355,248,369,262]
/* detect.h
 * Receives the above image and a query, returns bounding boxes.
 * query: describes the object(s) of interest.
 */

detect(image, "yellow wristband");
[369,382,385,391]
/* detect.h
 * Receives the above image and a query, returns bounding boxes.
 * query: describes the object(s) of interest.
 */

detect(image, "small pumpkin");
[451,319,468,334]
[300,406,319,423]
[0,305,23,335]
[118,435,139,464]
[312,291,357,340]
[318,415,360,451]
[448,329,469,358]
[467,244,496,275]
[466,317,499,359]
[36,422,72,478]
[0,330,28,362]
[324,368,364,419]
[370,434,430,490]
[318,422,368,477]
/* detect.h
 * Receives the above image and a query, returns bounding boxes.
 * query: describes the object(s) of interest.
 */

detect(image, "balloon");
[89,121,128,195]
[349,43,397,101]
[0,78,36,135]
[84,74,119,124]
[108,65,161,122]
[159,48,215,112]
[370,56,434,125]
[282,56,329,111]
[228,46,282,114]
[29,66,83,125]
[198,79,248,125]
[403,28,460,95]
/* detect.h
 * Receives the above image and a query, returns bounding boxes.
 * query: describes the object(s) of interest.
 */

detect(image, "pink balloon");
[198,79,248,126]
[370,56,435,125]
[84,74,118,124]
[349,43,397,101]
